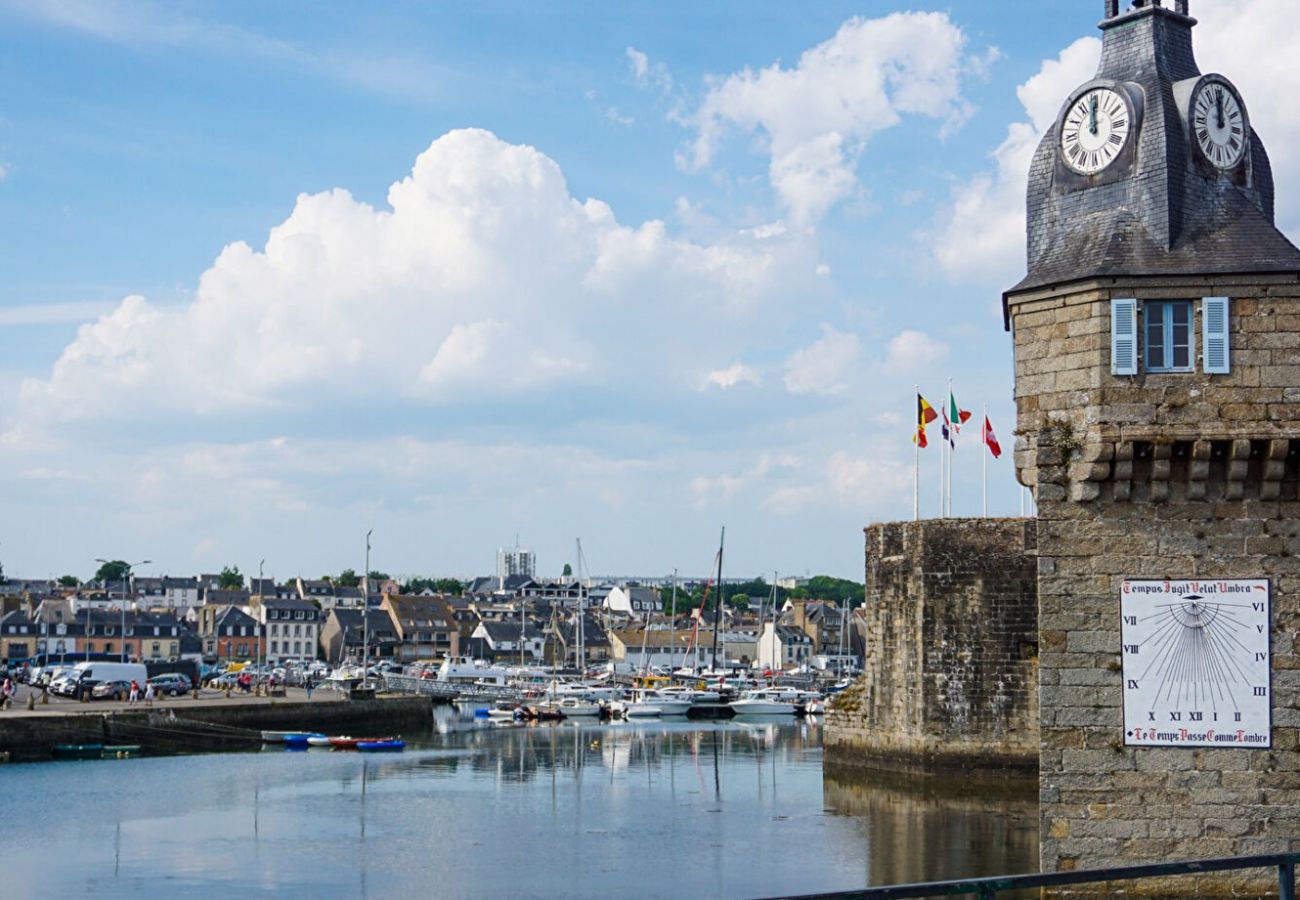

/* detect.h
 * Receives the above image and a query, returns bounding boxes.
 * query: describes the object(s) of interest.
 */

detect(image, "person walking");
[144,681,155,707]
[128,679,140,704]
[305,673,314,701]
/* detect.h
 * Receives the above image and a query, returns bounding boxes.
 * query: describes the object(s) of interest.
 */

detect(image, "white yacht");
[548,696,603,717]
[437,656,513,686]
[623,689,691,718]
[730,687,798,716]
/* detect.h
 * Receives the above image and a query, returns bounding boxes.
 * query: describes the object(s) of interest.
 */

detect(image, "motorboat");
[730,688,798,716]
[623,689,691,718]
[306,735,334,747]
[546,696,602,717]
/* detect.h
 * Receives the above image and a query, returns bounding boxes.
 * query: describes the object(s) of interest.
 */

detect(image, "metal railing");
[381,674,520,702]
[764,853,1300,900]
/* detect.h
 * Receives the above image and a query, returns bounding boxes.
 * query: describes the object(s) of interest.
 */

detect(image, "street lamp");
[96,558,151,663]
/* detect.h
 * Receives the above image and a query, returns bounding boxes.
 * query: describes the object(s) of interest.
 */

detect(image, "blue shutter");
[1111,298,1138,375]
[1203,296,1230,374]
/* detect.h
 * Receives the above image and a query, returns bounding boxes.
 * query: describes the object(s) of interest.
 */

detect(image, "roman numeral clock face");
[1120,579,1271,748]
[1061,87,1131,175]
[1193,81,1247,169]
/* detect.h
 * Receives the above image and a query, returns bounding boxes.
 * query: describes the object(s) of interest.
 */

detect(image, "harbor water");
[3,708,1036,898]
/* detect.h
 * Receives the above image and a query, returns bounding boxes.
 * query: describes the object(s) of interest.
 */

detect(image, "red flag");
[983,416,1002,458]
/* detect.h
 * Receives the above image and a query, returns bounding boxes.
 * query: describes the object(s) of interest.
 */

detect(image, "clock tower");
[1005,0,1300,882]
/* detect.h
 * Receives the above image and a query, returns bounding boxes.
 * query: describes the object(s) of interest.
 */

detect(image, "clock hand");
[1215,90,1225,130]
[1088,94,1099,136]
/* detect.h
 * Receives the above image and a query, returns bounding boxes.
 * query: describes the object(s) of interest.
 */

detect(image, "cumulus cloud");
[783,324,861,395]
[627,46,673,92]
[19,128,815,425]
[701,363,760,391]
[684,12,978,225]
[930,37,1100,283]
[882,329,949,374]
[932,2,1300,283]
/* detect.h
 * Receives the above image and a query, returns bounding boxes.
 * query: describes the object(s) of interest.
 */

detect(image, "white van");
[67,661,148,699]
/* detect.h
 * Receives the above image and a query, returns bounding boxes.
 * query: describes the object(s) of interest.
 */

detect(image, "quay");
[0,686,431,761]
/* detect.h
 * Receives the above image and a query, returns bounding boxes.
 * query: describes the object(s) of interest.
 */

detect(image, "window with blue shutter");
[1144,301,1194,372]
[1111,298,1138,375]
[1203,296,1231,374]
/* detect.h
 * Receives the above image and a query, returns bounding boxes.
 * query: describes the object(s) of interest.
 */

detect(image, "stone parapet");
[825,518,1039,777]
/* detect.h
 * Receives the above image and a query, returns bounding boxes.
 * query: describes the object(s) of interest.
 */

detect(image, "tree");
[367,570,389,582]
[433,578,464,596]
[94,560,130,584]
[562,563,573,577]
[218,566,243,590]
[399,576,464,596]
[335,569,360,588]
[58,575,79,588]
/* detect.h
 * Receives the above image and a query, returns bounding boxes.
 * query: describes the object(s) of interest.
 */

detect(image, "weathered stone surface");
[824,519,1038,777]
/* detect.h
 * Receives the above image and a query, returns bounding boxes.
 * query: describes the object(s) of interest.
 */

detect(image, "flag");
[941,407,955,448]
[912,394,938,447]
[949,391,973,433]
[983,416,1002,458]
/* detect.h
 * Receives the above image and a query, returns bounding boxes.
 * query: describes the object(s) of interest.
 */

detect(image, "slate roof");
[1008,5,1300,311]
[478,621,543,643]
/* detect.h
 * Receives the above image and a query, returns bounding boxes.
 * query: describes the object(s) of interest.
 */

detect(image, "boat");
[306,735,334,747]
[624,689,691,718]
[261,730,296,743]
[52,743,105,760]
[545,696,602,717]
[730,688,798,716]
[356,739,405,752]
[283,732,327,746]
[101,745,141,759]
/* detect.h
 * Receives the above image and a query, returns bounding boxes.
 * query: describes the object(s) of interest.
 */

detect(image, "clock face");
[1061,87,1131,175]
[1192,81,1247,169]
[1121,579,1271,749]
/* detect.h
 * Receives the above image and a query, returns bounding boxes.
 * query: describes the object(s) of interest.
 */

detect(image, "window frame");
[1143,299,1195,373]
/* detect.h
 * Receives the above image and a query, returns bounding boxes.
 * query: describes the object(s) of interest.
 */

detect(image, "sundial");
[1120,579,1271,748]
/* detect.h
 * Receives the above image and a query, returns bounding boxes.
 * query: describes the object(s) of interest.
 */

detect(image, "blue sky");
[0,0,1294,583]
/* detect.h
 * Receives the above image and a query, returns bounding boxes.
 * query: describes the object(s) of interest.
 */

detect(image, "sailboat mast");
[575,537,585,673]
[669,569,677,673]
[711,526,725,671]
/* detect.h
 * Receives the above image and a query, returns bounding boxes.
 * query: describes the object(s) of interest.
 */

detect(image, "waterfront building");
[381,594,459,662]
[319,608,398,663]
[757,622,813,671]
[162,576,201,610]
[250,596,322,662]
[468,620,545,662]
[196,605,262,662]
[602,585,662,617]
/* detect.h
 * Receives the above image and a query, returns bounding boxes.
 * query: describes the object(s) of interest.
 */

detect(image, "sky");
[1,0,1297,584]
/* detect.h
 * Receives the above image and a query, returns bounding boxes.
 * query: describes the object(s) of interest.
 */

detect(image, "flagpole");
[946,377,953,518]
[913,385,920,522]
[982,403,988,518]
[938,391,945,518]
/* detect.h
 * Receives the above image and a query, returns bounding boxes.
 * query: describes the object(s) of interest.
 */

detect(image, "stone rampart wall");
[825,518,1039,776]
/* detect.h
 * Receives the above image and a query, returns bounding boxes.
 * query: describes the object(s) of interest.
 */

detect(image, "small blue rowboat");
[283,733,326,746]
[356,739,405,752]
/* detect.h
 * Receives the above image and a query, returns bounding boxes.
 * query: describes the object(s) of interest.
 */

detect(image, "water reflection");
[824,765,1038,890]
[5,711,1036,900]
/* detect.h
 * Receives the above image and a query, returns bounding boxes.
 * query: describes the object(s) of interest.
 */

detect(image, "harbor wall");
[824,518,1039,776]
[0,695,432,761]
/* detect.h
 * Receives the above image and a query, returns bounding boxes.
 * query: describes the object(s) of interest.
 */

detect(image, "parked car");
[148,673,192,695]
[91,679,132,701]
[209,672,242,690]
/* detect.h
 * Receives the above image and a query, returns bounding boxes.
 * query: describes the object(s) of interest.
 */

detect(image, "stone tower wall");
[1010,275,1300,890]
[825,519,1038,775]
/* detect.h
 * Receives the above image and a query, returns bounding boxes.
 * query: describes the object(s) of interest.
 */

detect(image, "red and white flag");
[983,416,1002,458]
